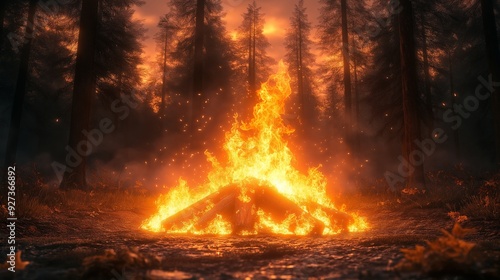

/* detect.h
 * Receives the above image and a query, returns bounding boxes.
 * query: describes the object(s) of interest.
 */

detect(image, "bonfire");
[141,62,368,235]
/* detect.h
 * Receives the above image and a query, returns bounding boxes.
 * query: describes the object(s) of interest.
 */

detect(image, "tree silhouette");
[236,1,274,99]
[60,0,99,190]
[480,0,500,164]
[3,0,37,171]
[398,0,425,189]
[284,0,316,127]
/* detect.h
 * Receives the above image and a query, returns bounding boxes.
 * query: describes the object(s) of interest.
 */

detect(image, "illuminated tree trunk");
[3,0,37,170]
[160,28,168,117]
[191,0,205,139]
[353,42,360,152]
[399,0,425,190]
[341,0,352,127]
[480,0,500,165]
[60,0,98,190]
[247,6,257,96]
[297,16,305,122]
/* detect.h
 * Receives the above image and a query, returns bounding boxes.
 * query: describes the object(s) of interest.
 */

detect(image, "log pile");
[162,182,351,235]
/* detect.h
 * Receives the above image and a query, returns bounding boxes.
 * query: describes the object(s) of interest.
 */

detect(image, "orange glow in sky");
[135,0,320,66]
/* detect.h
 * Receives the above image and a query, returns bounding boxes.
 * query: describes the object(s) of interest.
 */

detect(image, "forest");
[1,0,500,279]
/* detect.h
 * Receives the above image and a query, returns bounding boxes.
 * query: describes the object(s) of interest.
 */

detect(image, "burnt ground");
[1,205,499,280]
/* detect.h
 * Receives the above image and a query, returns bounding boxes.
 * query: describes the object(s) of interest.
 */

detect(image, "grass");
[342,170,500,220]
[0,166,158,221]
[396,223,479,276]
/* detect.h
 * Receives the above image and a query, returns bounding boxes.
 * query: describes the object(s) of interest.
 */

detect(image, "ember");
[141,62,368,235]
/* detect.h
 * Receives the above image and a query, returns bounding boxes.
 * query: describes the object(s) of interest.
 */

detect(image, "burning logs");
[161,182,328,235]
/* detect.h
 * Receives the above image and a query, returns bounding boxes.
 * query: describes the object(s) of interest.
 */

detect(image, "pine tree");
[60,0,99,190]
[284,0,316,127]
[480,0,500,164]
[166,0,236,148]
[3,0,37,170]
[399,0,425,189]
[235,1,274,99]
[157,15,175,117]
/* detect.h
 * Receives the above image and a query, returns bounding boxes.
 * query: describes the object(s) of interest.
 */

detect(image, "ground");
[1,193,499,280]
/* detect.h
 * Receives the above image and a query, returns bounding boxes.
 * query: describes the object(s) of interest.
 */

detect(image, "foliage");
[461,188,500,220]
[235,1,275,92]
[284,0,318,129]
[82,247,162,279]
[397,223,478,275]
[1,166,157,220]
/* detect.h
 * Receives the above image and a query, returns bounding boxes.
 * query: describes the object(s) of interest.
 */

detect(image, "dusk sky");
[135,0,321,65]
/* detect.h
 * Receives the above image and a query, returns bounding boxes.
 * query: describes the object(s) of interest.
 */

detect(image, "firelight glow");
[141,62,368,235]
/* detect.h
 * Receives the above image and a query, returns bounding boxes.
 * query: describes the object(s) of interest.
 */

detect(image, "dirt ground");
[1,204,499,279]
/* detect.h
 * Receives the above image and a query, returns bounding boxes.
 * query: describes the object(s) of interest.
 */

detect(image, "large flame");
[141,62,368,235]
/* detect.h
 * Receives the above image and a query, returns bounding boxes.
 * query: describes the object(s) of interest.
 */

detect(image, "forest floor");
[1,184,500,280]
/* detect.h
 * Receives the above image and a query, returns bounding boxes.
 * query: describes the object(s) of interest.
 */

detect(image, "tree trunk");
[353,43,360,153]
[247,6,256,97]
[0,0,6,50]
[480,0,500,165]
[191,0,205,140]
[3,0,37,170]
[60,0,98,190]
[341,0,352,127]
[399,0,425,190]
[419,12,433,129]
[449,52,460,161]
[297,17,305,123]
[160,28,168,117]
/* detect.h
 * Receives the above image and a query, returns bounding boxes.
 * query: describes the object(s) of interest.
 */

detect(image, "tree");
[284,0,316,127]
[236,1,274,98]
[157,15,175,117]
[398,0,425,189]
[480,0,500,164]
[60,0,99,190]
[192,0,205,138]
[340,0,352,126]
[94,0,144,109]
[3,0,37,170]
[0,0,5,50]
[166,0,236,148]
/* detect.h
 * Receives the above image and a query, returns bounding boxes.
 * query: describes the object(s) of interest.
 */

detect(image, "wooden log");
[162,185,236,230]
[195,192,236,229]
[232,193,257,233]
[253,185,325,235]
[306,201,352,233]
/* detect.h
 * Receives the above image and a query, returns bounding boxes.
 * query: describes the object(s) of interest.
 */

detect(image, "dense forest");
[1,0,500,192]
[2,1,500,278]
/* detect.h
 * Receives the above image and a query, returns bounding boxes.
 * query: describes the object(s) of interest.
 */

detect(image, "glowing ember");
[141,61,368,235]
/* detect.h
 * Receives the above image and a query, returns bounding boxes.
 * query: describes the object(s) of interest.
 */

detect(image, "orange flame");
[141,61,368,235]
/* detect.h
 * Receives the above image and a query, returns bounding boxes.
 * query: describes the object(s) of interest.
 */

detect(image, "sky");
[135,0,321,65]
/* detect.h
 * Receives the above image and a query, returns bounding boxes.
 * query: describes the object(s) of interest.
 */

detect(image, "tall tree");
[158,15,175,117]
[480,0,500,164]
[284,0,315,126]
[341,0,352,126]
[166,0,235,146]
[0,0,5,50]
[236,1,273,98]
[60,0,99,190]
[3,0,37,170]
[191,0,206,138]
[398,0,425,189]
